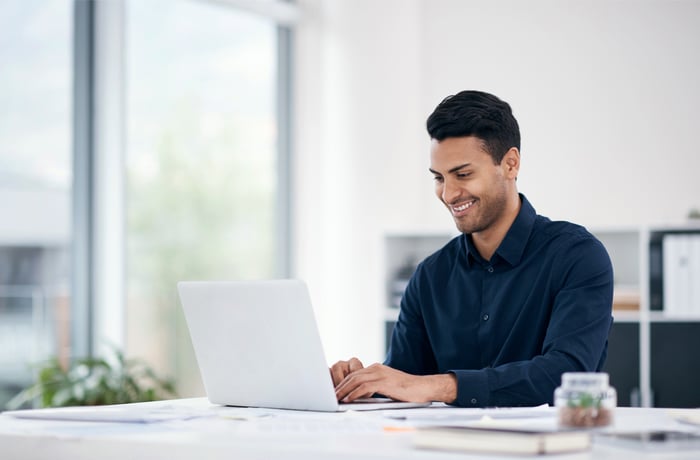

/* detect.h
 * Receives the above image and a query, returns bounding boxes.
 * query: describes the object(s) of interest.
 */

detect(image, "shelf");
[612,285,641,312]
[612,310,641,322]
[647,311,700,322]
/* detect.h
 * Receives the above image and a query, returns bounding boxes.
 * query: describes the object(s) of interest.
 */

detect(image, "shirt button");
[487,266,494,273]
[471,398,477,404]
[482,314,489,321]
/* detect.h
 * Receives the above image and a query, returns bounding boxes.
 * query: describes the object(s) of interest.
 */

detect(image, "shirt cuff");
[448,369,490,407]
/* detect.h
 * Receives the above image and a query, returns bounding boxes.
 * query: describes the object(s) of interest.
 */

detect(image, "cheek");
[468,178,488,197]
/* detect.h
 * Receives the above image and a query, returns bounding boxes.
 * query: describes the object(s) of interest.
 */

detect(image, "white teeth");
[453,201,474,212]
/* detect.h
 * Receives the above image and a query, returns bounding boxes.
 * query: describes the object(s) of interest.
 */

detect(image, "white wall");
[421,0,700,226]
[293,0,700,365]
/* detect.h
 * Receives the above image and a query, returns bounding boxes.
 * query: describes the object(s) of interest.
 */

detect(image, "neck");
[472,193,521,261]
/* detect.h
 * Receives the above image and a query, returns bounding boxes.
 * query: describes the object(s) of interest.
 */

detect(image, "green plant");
[566,391,602,409]
[5,348,177,410]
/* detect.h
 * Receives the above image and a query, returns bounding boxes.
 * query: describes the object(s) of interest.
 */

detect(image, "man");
[331,90,613,407]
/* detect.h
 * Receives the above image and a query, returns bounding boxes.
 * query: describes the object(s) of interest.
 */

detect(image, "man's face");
[429,136,511,235]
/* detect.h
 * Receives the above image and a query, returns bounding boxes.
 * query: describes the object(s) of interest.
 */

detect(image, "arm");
[333,259,458,404]
[335,235,613,406]
[333,363,457,403]
[450,236,614,407]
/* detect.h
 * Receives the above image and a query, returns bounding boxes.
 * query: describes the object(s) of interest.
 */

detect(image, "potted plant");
[5,347,177,410]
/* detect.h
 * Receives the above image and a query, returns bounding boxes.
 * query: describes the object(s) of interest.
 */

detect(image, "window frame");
[71,0,297,359]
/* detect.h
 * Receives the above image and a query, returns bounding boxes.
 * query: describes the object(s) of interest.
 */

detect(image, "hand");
[329,357,365,387]
[334,363,457,404]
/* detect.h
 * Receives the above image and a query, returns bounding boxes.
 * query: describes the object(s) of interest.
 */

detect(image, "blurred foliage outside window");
[126,0,279,397]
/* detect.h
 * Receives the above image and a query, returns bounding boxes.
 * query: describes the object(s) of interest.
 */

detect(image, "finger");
[348,357,364,373]
[329,361,350,386]
[331,358,364,387]
[334,370,360,401]
[339,376,380,402]
[343,384,377,402]
[335,367,377,401]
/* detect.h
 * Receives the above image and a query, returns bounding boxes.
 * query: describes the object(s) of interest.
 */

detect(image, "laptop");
[177,279,430,412]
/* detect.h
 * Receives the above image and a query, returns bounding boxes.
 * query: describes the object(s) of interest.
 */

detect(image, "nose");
[441,178,461,204]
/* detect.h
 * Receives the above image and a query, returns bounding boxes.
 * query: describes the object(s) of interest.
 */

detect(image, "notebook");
[177,279,429,412]
[414,425,591,455]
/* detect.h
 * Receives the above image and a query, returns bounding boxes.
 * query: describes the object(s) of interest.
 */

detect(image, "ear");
[501,147,520,180]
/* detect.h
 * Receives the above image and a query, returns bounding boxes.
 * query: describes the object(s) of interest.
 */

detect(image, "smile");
[451,200,475,214]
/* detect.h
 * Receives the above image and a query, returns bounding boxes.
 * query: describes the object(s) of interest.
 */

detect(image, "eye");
[433,176,444,183]
[456,172,471,179]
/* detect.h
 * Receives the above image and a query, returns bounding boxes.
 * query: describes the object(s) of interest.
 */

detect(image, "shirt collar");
[464,193,536,267]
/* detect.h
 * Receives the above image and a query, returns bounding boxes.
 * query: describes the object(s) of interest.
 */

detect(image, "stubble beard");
[452,185,509,235]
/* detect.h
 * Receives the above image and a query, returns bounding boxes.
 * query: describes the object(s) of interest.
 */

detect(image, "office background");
[1,0,699,407]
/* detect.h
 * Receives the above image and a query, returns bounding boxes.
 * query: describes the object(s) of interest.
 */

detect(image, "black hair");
[426,90,520,164]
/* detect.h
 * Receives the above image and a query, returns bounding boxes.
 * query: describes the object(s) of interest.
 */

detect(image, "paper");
[667,409,700,427]
[3,404,210,423]
[381,403,553,423]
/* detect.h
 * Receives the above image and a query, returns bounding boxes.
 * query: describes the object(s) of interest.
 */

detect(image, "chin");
[454,218,483,235]
[454,223,474,234]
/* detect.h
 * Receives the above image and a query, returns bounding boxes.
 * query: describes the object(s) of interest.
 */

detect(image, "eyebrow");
[429,163,472,175]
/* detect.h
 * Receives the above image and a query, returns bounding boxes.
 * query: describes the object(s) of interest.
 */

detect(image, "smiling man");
[331,90,614,407]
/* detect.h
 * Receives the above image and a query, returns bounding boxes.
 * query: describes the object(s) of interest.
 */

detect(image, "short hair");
[426,90,521,164]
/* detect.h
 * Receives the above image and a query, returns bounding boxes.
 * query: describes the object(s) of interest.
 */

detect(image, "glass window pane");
[0,0,72,407]
[126,0,278,396]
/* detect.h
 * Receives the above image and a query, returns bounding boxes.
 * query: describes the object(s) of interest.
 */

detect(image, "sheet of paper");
[3,403,212,423]
[667,409,700,427]
[379,403,553,423]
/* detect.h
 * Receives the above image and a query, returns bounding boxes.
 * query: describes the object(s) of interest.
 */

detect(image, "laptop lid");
[178,279,429,412]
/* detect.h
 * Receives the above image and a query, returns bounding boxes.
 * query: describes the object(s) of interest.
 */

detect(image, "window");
[126,0,284,396]
[0,0,73,407]
[0,0,291,407]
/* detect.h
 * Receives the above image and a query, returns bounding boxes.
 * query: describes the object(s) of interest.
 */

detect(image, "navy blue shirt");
[385,194,613,407]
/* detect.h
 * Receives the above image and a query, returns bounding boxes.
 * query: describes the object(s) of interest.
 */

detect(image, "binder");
[662,233,700,317]
[690,235,700,316]
[649,233,664,311]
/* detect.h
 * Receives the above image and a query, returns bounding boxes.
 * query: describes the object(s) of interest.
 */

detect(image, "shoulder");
[531,217,612,274]
[419,234,463,271]
[407,235,464,289]
[533,217,604,250]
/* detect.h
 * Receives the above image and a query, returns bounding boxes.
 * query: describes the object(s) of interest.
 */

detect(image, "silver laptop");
[177,279,429,412]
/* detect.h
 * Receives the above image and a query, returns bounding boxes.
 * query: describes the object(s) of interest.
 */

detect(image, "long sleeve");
[384,195,614,407]
[449,236,613,407]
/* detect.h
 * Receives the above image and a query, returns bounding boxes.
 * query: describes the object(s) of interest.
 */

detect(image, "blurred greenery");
[566,392,602,409]
[5,347,176,410]
[126,97,276,395]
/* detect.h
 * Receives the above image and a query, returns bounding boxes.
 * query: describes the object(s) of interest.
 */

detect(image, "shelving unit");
[383,224,700,408]
[383,234,453,351]
[594,225,700,408]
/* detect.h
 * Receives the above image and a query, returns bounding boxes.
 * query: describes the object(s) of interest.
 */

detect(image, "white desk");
[1,398,699,460]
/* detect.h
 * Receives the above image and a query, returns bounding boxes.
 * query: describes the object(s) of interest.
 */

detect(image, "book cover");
[690,235,700,316]
[649,233,664,311]
[663,234,682,316]
[414,425,591,455]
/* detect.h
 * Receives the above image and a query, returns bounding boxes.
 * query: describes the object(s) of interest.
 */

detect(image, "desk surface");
[1,398,700,460]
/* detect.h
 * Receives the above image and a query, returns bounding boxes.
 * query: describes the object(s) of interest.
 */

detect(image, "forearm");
[449,350,588,407]
[421,373,458,403]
